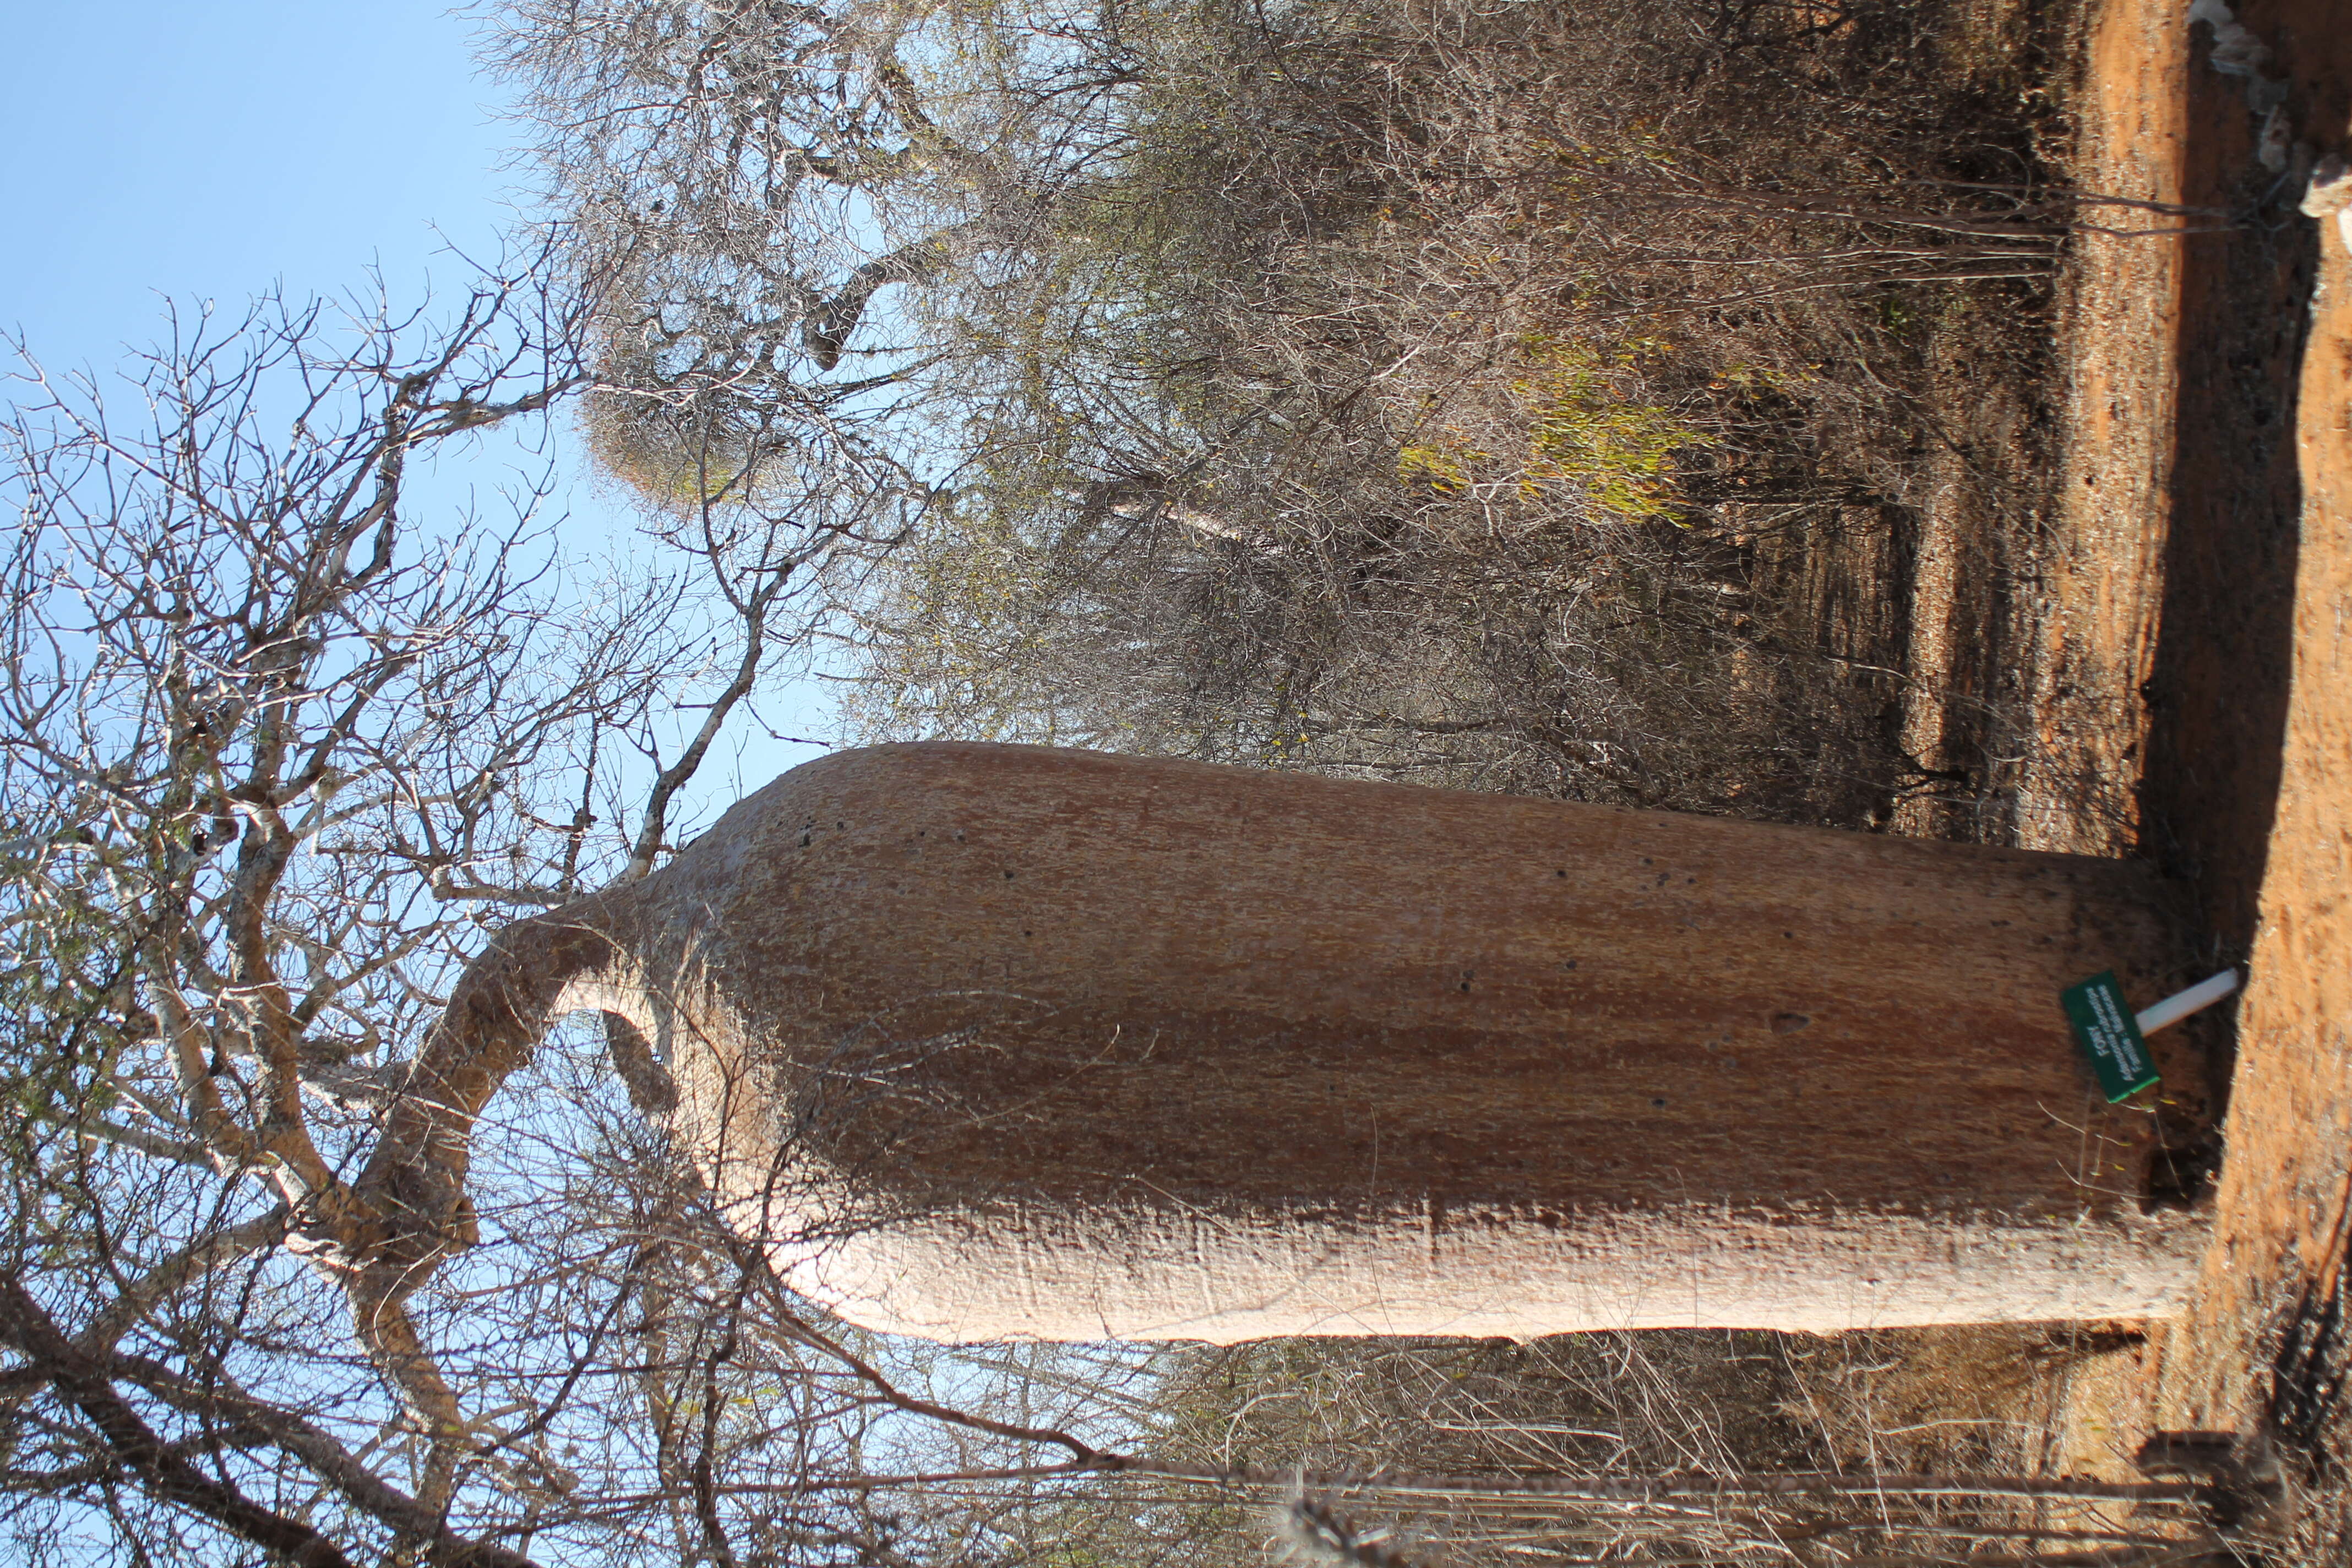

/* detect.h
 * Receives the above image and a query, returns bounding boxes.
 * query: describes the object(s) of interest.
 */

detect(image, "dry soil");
[2015,0,2352,1526]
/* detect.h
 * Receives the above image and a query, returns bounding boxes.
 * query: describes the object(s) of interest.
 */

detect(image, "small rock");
[2301,156,2352,258]
[2258,105,2293,172]
[2191,1,2287,112]
[2301,154,2352,218]
[2209,20,2272,77]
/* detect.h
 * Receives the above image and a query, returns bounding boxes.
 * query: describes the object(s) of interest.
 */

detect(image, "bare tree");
[484,0,1176,521]
[490,0,995,446]
[0,270,945,1565]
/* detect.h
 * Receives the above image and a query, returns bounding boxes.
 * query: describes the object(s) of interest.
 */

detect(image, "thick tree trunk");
[365,742,2208,1342]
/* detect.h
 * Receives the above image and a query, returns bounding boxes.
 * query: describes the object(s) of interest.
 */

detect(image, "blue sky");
[0,0,830,808]
[1,4,513,363]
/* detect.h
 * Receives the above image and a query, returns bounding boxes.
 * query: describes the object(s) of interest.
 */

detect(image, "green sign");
[2061,972,2160,1102]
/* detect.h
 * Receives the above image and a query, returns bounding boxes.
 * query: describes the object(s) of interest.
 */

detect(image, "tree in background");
[494,0,2077,824]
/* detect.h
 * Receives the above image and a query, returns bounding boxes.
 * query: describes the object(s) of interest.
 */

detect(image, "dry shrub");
[1156,1333,1821,1480]
[2222,1281,2352,1564]
[861,0,2084,828]
[1785,1326,2072,1474]
[1003,1327,2218,1566]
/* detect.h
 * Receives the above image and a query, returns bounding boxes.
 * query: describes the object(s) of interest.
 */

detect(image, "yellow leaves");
[1397,440,1485,493]
[1711,359,1820,395]
[1397,335,1710,521]
[1255,728,1317,765]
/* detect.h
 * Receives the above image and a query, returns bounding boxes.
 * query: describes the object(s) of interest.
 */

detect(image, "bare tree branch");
[0,1275,362,1568]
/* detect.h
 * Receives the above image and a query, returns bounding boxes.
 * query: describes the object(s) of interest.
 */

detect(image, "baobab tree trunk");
[350,742,2208,1343]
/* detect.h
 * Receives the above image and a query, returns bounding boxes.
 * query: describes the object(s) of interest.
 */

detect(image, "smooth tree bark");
[346,742,2206,1343]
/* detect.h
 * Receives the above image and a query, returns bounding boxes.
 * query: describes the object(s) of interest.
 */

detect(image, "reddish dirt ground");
[2022,0,2352,1522]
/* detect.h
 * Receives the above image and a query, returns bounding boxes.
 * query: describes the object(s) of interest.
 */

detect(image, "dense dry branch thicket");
[898,1329,2242,1567]
[500,0,2085,825]
[834,0,2085,826]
